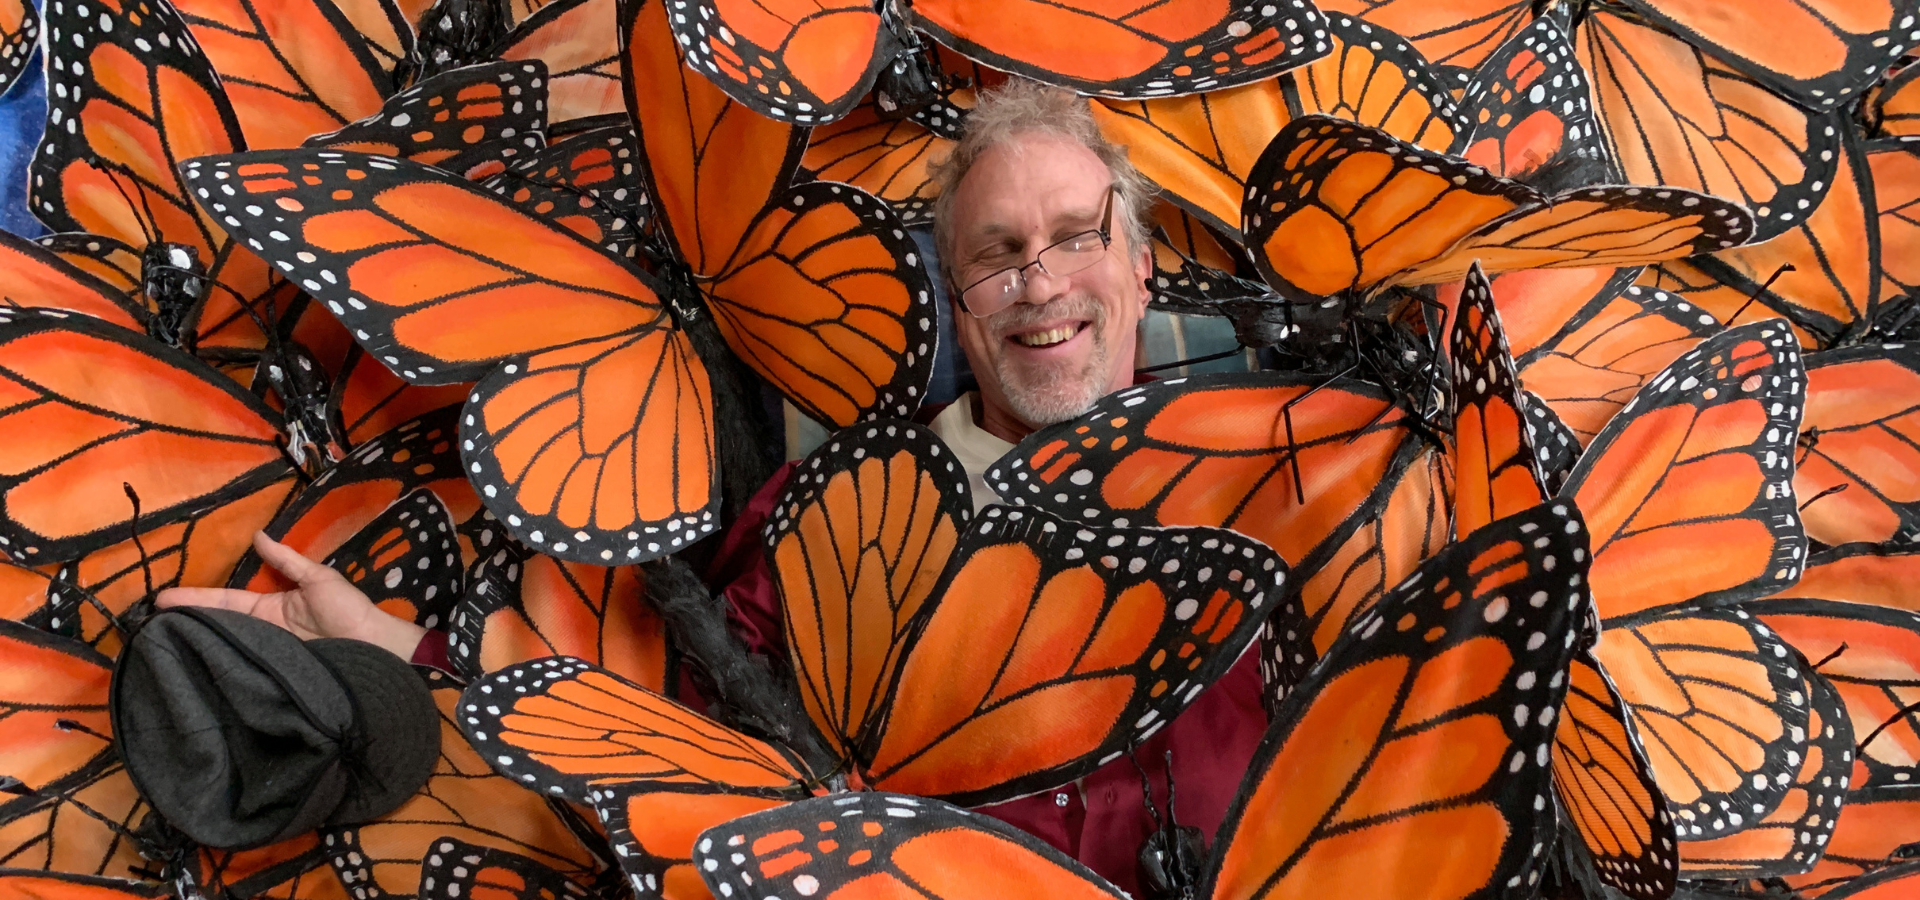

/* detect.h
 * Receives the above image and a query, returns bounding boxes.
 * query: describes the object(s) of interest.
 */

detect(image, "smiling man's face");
[948,133,1151,438]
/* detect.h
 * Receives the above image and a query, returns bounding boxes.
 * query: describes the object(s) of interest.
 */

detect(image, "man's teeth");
[1014,325,1077,347]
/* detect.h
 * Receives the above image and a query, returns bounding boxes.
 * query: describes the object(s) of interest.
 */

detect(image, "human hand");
[155,531,428,660]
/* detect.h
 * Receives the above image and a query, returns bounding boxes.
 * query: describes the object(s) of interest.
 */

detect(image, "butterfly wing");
[1613,0,1920,112]
[1551,651,1678,900]
[458,659,811,898]
[172,0,394,149]
[0,621,148,882]
[860,503,1290,805]
[416,839,593,900]
[666,0,891,125]
[480,125,650,260]
[0,308,295,563]
[1871,137,1920,305]
[1515,282,1725,445]
[303,60,551,177]
[1090,78,1293,240]
[1459,17,1617,194]
[0,0,36,98]
[765,422,969,760]
[323,673,606,900]
[984,372,1415,583]
[316,489,465,628]
[1313,0,1537,78]
[802,97,952,227]
[1561,322,1809,624]
[0,232,148,333]
[1797,344,1920,545]
[1448,263,1549,536]
[909,0,1331,99]
[1284,13,1471,152]
[33,235,144,294]
[625,0,935,428]
[692,792,1128,900]
[1203,502,1590,900]
[448,540,670,692]
[495,0,624,129]
[180,150,715,564]
[1576,7,1846,243]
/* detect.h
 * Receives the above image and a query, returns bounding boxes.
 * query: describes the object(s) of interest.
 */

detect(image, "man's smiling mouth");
[1009,322,1087,348]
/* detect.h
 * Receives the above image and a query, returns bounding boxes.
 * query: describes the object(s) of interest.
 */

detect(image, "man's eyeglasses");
[957,189,1115,319]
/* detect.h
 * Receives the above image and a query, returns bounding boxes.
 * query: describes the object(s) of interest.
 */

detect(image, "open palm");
[156,532,427,658]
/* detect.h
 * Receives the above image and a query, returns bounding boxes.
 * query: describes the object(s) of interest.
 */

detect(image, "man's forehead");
[952,135,1111,233]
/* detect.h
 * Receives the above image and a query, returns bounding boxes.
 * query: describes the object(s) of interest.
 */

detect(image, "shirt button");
[1054,792,1070,807]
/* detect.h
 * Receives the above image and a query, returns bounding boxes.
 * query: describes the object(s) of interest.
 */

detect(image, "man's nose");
[1019,263,1071,304]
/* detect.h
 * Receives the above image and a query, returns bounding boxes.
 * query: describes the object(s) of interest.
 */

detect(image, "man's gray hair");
[929,79,1155,287]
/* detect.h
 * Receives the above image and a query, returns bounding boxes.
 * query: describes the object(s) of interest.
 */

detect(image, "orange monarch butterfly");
[1554,323,1816,853]
[446,532,672,691]
[1796,344,1920,546]
[455,419,1287,898]
[1446,263,1552,537]
[183,0,940,564]
[694,500,1591,900]
[1636,261,1826,349]
[1574,4,1848,244]
[667,0,1331,126]
[1239,115,1756,304]
[321,670,608,900]
[1872,137,1920,308]
[1090,75,1292,242]
[1607,0,1920,113]
[0,0,35,98]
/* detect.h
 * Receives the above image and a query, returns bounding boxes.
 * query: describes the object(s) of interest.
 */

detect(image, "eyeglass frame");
[954,187,1117,318]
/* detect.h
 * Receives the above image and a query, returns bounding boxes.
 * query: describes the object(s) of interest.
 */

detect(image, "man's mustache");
[989,295,1108,337]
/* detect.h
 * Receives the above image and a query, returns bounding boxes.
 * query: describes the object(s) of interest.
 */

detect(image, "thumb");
[252,531,338,588]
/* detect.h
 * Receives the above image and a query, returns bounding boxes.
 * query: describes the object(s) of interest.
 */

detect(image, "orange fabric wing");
[1551,651,1678,900]
[172,0,394,149]
[416,839,596,900]
[1671,645,1854,878]
[693,792,1129,900]
[666,0,894,124]
[1878,64,1920,135]
[984,372,1414,580]
[312,488,466,628]
[1576,7,1846,243]
[448,540,671,692]
[909,0,1331,99]
[1143,202,1278,317]
[1593,608,1814,847]
[496,0,624,129]
[1459,17,1618,194]
[303,61,551,178]
[0,308,294,563]
[480,125,651,261]
[1515,282,1725,446]
[0,0,35,97]
[766,421,969,761]
[1447,263,1549,537]
[0,232,147,333]
[1313,0,1535,77]
[1613,0,1920,112]
[1091,78,1293,239]
[457,658,811,899]
[624,0,934,428]
[862,503,1291,806]
[1560,322,1809,624]
[323,673,607,900]
[1871,137,1920,305]
[803,95,956,227]
[1204,502,1590,900]
[1797,344,1920,545]
[1283,13,1470,153]
[0,621,149,883]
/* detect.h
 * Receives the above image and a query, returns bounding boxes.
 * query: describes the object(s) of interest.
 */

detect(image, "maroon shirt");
[708,459,1270,896]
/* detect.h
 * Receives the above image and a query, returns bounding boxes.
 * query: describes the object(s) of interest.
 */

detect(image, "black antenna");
[1858,699,1920,759]
[1799,483,1849,512]
[1136,347,1243,375]
[1725,264,1796,326]
[1811,643,1848,670]
[122,484,158,607]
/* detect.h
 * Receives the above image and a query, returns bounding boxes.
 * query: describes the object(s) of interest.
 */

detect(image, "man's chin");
[997,370,1105,428]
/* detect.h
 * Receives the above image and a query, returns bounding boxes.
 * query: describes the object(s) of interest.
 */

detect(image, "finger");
[252,531,339,587]
[155,586,266,614]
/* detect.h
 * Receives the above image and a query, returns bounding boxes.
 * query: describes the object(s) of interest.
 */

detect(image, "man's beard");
[987,295,1112,427]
